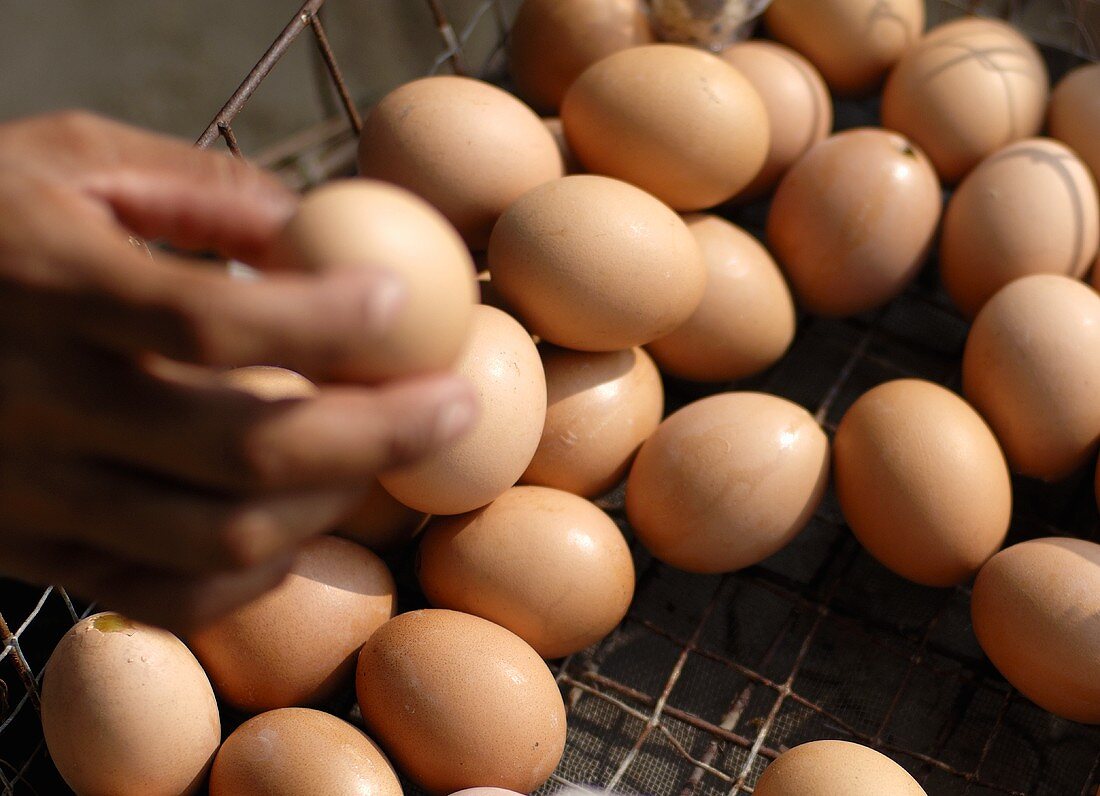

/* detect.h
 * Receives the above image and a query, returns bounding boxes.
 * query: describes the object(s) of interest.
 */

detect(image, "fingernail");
[434,392,478,444]
[359,270,407,336]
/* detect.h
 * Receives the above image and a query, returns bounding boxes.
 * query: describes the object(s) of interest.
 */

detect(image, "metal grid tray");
[1,1,1098,793]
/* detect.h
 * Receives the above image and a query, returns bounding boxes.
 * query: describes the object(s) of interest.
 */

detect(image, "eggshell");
[543,116,582,174]
[940,138,1100,317]
[356,609,566,794]
[269,180,477,380]
[764,0,924,95]
[971,537,1100,722]
[1050,63,1100,187]
[721,40,833,199]
[834,379,1011,587]
[380,305,547,515]
[767,128,941,316]
[418,486,634,657]
[449,790,525,796]
[220,365,317,399]
[335,478,426,553]
[754,740,926,795]
[189,535,396,712]
[41,613,220,796]
[522,345,663,497]
[647,214,795,382]
[488,175,706,351]
[626,392,829,573]
[209,708,401,796]
[509,0,653,112]
[357,76,564,249]
[962,274,1100,480]
[561,44,769,210]
[881,17,1048,183]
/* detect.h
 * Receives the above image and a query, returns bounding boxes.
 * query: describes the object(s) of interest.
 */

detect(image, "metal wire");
[1,0,1098,793]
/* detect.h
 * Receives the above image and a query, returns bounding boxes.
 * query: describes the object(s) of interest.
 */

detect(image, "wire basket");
[1,1,1099,793]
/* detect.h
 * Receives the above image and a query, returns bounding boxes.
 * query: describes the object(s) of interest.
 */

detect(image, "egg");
[356,609,566,794]
[647,214,795,382]
[189,535,396,712]
[720,40,833,199]
[881,17,1049,183]
[269,180,477,380]
[971,537,1100,722]
[509,0,653,112]
[1050,63,1100,186]
[522,345,663,497]
[41,613,220,796]
[209,708,401,796]
[220,365,317,398]
[449,791,525,796]
[488,175,706,351]
[962,274,1100,480]
[766,128,941,317]
[543,116,582,174]
[763,0,924,95]
[379,305,547,515]
[357,76,564,249]
[940,138,1100,317]
[418,485,634,658]
[335,478,426,554]
[561,44,769,210]
[626,392,829,573]
[834,379,1011,587]
[754,740,926,795]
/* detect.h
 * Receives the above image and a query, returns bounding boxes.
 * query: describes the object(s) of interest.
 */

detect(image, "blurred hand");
[0,112,476,631]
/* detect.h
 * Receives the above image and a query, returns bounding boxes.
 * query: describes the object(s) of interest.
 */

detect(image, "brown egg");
[220,365,317,398]
[356,609,566,794]
[767,128,941,317]
[754,740,926,795]
[488,175,706,350]
[189,536,396,712]
[940,138,1100,317]
[764,0,923,95]
[626,392,829,573]
[647,214,795,382]
[962,275,1100,480]
[721,41,832,199]
[418,486,634,658]
[881,17,1049,183]
[834,379,1011,587]
[561,44,769,210]
[209,708,401,796]
[41,613,220,796]
[358,76,564,249]
[269,180,477,380]
[380,305,547,515]
[972,537,1100,722]
[449,790,525,796]
[1050,63,1100,186]
[543,117,582,174]
[335,478,426,554]
[510,0,653,112]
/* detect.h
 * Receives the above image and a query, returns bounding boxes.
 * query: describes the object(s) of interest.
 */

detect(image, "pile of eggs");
[39,0,1100,793]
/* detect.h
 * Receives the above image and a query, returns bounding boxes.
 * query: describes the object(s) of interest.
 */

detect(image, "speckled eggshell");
[721,41,832,198]
[1050,63,1100,187]
[625,392,829,573]
[269,180,477,381]
[764,0,924,95]
[561,44,770,210]
[358,76,564,249]
[418,485,634,658]
[488,175,706,351]
[754,740,927,795]
[188,536,396,713]
[209,708,402,796]
[971,538,1100,722]
[356,609,566,794]
[509,0,653,112]
[882,17,1049,183]
[41,613,220,796]
[335,478,426,554]
[379,305,547,515]
[766,128,941,317]
[940,138,1100,317]
[834,379,1011,587]
[647,214,795,382]
[962,274,1100,480]
[522,345,663,497]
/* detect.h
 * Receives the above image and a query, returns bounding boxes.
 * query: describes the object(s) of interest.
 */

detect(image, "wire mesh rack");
[1,0,1099,793]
